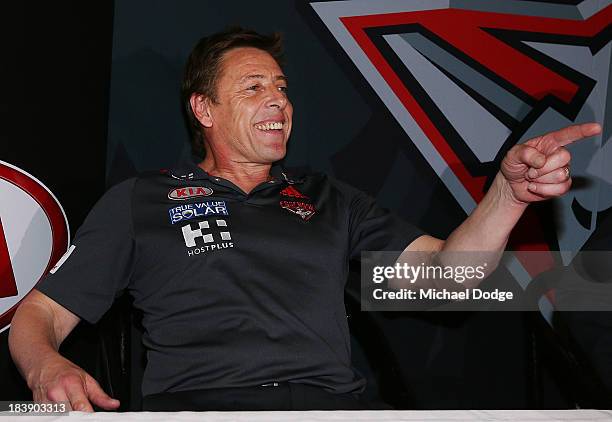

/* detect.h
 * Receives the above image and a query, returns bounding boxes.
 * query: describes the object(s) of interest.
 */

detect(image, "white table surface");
[2,410,612,422]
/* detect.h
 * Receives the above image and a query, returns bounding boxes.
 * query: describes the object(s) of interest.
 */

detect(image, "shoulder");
[106,176,138,194]
[282,166,357,192]
[294,170,374,213]
[107,168,182,195]
[320,174,374,204]
[86,177,138,211]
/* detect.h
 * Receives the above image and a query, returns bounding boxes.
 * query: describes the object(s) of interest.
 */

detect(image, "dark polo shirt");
[37,164,423,397]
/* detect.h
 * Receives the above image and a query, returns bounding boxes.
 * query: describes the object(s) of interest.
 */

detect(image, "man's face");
[205,47,293,165]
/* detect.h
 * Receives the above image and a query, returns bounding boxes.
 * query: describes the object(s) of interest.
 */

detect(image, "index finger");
[549,123,601,147]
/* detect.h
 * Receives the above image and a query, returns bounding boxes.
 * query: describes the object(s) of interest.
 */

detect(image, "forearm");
[9,294,118,410]
[397,173,528,291]
[443,172,527,253]
[8,301,65,389]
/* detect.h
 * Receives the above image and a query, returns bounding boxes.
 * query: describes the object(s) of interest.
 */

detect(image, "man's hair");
[181,27,284,158]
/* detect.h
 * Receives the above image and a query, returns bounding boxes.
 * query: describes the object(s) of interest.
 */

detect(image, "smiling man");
[9,27,601,412]
[188,45,293,193]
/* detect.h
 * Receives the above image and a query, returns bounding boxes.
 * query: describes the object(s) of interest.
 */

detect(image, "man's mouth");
[254,121,285,131]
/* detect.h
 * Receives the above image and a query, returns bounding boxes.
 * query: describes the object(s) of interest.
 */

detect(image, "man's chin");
[256,141,287,161]
[249,133,288,163]
[257,147,287,164]
[266,151,287,164]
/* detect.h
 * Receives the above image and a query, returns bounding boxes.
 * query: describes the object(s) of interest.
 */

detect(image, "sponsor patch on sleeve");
[168,201,229,224]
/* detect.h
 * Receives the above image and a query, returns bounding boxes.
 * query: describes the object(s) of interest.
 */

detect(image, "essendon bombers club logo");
[312,1,611,292]
[0,161,69,332]
[280,185,316,220]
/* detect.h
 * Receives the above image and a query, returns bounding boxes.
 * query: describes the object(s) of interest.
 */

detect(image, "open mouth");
[254,121,285,131]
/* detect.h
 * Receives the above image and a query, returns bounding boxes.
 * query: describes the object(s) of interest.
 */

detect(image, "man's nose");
[266,87,288,109]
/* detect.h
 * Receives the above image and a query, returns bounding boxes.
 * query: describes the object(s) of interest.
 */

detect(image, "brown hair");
[181,27,284,158]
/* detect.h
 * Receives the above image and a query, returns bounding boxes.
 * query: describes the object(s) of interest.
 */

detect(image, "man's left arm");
[403,123,602,280]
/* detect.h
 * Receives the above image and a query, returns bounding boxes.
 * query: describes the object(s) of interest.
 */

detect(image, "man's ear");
[190,93,213,128]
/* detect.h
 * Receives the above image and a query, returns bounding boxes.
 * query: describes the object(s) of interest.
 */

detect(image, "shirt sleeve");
[36,178,137,324]
[333,179,424,261]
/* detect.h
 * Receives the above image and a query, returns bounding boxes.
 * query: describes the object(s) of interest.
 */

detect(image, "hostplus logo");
[181,219,233,256]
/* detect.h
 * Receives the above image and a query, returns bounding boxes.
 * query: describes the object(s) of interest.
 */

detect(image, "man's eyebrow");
[238,74,288,84]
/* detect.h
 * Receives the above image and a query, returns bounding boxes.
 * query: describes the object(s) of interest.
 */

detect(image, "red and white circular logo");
[0,161,69,332]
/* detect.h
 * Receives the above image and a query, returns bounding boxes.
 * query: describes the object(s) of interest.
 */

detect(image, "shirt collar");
[166,161,306,184]
[270,164,306,185]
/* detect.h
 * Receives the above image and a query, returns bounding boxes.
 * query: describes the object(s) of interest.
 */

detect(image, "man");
[8,27,601,411]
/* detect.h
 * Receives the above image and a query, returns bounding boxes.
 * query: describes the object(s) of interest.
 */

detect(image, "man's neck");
[198,158,273,194]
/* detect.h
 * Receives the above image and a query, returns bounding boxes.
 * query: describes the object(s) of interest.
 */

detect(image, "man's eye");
[278,86,288,93]
[247,84,260,91]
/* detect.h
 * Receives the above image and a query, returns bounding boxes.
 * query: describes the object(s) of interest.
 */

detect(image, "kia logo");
[168,186,213,200]
[0,161,69,332]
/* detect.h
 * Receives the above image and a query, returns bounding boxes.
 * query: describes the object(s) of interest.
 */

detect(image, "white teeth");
[255,122,284,131]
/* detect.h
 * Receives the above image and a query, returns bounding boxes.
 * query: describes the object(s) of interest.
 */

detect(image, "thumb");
[84,376,120,410]
[512,144,546,168]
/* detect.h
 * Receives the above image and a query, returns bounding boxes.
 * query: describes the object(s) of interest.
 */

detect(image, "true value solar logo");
[0,161,69,333]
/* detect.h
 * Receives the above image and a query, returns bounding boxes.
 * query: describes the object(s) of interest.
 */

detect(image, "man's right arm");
[8,289,120,412]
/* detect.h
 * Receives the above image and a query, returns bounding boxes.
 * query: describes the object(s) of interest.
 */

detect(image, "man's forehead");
[220,47,285,82]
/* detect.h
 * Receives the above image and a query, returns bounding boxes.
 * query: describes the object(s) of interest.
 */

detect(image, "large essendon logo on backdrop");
[312,1,611,284]
[0,162,69,332]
